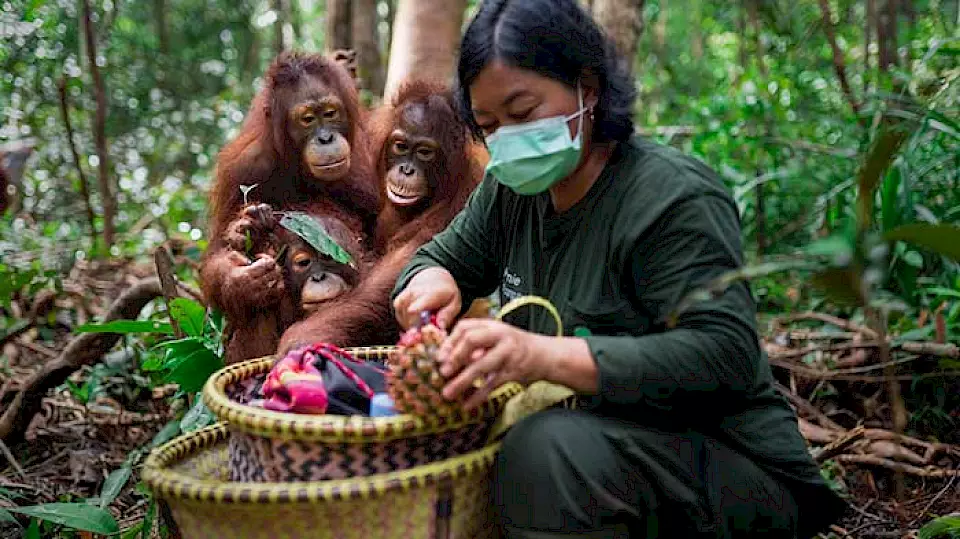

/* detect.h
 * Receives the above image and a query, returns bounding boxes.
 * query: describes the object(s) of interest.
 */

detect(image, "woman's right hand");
[393,267,462,330]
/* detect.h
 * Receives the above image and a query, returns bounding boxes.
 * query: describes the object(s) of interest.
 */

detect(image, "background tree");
[383,0,468,99]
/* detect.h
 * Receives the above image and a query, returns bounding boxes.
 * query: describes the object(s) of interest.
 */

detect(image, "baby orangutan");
[220,203,362,364]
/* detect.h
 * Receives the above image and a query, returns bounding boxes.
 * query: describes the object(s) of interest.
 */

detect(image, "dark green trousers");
[490,408,814,539]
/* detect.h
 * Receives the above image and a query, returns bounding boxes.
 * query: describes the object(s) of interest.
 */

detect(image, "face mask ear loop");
[574,81,585,142]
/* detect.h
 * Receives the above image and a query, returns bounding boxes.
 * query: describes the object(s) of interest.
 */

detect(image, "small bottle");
[370,393,398,417]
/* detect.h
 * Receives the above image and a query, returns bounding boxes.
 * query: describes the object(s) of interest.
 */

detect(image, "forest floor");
[0,259,958,538]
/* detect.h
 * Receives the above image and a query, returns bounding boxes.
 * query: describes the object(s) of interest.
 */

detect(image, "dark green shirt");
[392,135,829,493]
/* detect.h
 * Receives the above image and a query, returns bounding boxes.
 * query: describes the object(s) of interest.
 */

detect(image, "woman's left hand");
[437,318,548,410]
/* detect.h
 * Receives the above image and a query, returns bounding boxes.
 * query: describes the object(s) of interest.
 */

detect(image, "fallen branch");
[834,454,960,478]
[769,359,960,381]
[776,382,844,430]
[0,278,162,443]
[813,426,867,463]
[0,438,25,478]
[900,340,960,358]
[773,312,878,339]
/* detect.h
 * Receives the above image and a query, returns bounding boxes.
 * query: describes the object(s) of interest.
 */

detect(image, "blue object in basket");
[370,393,398,417]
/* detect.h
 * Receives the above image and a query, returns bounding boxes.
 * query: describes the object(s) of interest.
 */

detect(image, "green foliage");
[919,514,960,539]
[5,503,120,535]
[279,211,355,265]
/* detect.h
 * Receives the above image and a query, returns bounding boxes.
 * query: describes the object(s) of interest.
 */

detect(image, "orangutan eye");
[300,113,316,126]
[293,253,312,269]
[322,107,339,120]
[415,147,436,162]
[393,140,409,155]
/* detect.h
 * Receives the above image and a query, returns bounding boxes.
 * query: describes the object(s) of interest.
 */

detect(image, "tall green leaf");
[885,224,960,264]
[7,503,120,534]
[279,211,353,265]
[75,320,174,335]
[856,126,909,230]
[98,461,133,509]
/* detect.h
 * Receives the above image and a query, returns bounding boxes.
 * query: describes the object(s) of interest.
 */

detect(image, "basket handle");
[485,295,577,443]
[494,295,563,337]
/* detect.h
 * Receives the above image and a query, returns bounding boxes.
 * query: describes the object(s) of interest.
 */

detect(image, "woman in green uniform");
[391,0,846,537]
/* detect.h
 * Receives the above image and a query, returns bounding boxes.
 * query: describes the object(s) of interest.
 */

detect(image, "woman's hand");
[437,319,549,410]
[392,267,462,330]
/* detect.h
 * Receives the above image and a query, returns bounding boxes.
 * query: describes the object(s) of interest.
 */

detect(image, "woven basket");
[141,423,501,539]
[202,347,521,483]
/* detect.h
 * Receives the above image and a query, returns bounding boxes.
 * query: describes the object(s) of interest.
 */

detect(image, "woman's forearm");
[534,334,600,395]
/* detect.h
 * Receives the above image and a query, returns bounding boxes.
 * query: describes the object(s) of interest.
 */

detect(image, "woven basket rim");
[141,422,501,504]
[202,349,523,442]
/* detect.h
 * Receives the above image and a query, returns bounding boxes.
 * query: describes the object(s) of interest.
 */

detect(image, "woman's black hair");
[455,0,637,143]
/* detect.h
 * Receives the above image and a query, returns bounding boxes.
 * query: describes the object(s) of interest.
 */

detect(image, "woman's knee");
[492,408,647,534]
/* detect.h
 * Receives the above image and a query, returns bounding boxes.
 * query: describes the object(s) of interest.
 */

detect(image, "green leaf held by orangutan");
[279,211,353,266]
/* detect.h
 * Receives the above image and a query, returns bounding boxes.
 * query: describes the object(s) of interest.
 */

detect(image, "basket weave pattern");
[142,423,501,539]
[227,421,490,481]
[203,350,521,482]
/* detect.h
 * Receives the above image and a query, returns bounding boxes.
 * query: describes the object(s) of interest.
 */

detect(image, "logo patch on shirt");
[501,268,523,303]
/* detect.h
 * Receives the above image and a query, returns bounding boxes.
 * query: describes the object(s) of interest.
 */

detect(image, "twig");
[774,312,878,339]
[0,319,32,348]
[828,525,853,538]
[900,340,960,358]
[768,340,883,361]
[0,438,26,478]
[57,77,98,244]
[908,464,960,526]
[81,0,116,248]
[154,247,184,339]
[816,0,864,122]
[176,282,204,304]
[834,454,960,477]
[768,359,960,381]
[769,341,959,364]
[775,381,844,430]
[814,426,867,463]
[17,341,58,359]
[766,137,859,159]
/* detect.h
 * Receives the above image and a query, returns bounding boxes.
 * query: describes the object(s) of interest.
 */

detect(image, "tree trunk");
[154,0,167,54]
[383,0,395,56]
[755,176,766,256]
[877,0,898,72]
[383,0,468,100]
[290,0,302,43]
[273,0,285,54]
[864,0,875,90]
[326,0,352,51]
[690,0,702,60]
[353,0,385,97]
[817,0,861,119]
[737,0,747,69]
[653,0,667,55]
[81,0,115,250]
[592,0,645,75]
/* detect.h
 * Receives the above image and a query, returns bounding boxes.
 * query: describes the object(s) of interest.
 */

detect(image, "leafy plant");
[919,513,960,539]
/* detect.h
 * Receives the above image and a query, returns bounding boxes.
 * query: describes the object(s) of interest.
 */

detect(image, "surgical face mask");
[484,83,589,195]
